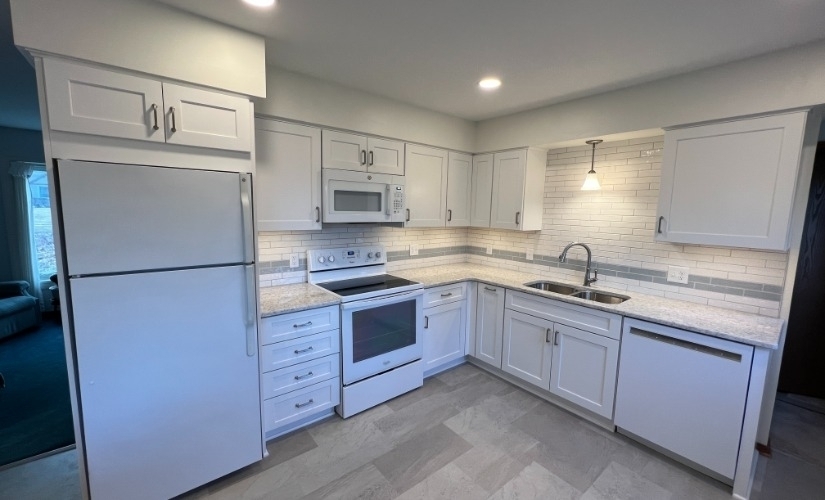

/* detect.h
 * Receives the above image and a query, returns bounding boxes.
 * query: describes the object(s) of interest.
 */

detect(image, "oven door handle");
[340,290,422,311]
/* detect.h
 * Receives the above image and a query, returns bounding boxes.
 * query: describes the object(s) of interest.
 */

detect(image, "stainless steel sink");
[524,281,580,295]
[571,290,630,304]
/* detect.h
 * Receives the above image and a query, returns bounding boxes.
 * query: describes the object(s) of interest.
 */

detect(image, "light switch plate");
[289,253,301,269]
[410,244,419,256]
[486,245,493,255]
[526,250,534,261]
[667,266,689,284]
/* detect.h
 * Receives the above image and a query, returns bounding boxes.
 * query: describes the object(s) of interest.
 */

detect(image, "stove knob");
[368,252,374,259]
[375,252,382,259]
[317,256,325,264]
[328,255,335,263]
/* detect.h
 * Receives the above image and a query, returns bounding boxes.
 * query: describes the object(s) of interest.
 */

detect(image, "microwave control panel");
[391,185,404,215]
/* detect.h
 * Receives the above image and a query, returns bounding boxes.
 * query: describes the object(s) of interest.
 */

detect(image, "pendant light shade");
[581,139,603,191]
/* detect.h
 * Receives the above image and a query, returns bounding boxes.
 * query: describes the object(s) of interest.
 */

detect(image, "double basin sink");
[524,281,630,304]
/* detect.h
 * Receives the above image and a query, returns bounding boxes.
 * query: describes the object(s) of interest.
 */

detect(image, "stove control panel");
[307,245,387,271]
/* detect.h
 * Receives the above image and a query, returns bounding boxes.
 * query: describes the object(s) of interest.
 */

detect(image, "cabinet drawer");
[262,354,340,400]
[260,306,340,345]
[506,290,622,340]
[424,283,466,307]
[263,378,341,433]
[261,330,340,372]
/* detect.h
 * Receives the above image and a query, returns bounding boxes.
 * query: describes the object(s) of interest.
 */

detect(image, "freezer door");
[58,160,252,275]
[70,266,262,500]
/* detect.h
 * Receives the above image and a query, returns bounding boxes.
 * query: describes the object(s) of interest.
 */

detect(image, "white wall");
[0,126,45,281]
[254,67,476,152]
[9,0,266,97]
[477,39,825,152]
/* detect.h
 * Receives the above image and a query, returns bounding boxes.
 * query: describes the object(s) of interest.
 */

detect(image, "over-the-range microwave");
[322,169,406,223]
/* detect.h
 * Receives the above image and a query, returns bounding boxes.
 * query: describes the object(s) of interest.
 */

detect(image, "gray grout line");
[258,245,784,300]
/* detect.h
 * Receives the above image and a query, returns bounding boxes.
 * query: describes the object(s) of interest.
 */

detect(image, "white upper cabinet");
[405,144,448,227]
[255,119,322,231]
[43,58,251,153]
[446,152,472,227]
[162,83,251,152]
[470,154,494,227]
[321,130,404,175]
[483,148,546,231]
[656,111,809,250]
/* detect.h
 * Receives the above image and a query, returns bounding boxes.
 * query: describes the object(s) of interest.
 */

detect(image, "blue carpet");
[0,321,74,467]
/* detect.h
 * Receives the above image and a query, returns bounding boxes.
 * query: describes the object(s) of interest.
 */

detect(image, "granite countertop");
[391,264,783,349]
[259,263,783,349]
[259,282,340,317]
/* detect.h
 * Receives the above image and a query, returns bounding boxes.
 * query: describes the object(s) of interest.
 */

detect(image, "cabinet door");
[470,154,494,227]
[490,149,527,230]
[549,324,619,419]
[656,111,808,250]
[474,284,505,367]
[162,83,252,152]
[423,301,467,374]
[43,58,165,143]
[502,309,553,388]
[367,138,405,175]
[255,120,322,231]
[405,144,448,227]
[446,152,472,227]
[322,130,368,172]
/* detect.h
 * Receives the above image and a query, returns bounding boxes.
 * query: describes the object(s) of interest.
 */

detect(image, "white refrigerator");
[57,160,262,500]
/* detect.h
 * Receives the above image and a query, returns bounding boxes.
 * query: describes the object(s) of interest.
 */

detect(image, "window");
[27,169,56,280]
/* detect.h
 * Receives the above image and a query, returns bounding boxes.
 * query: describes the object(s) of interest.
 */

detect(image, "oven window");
[334,190,382,212]
[351,299,416,363]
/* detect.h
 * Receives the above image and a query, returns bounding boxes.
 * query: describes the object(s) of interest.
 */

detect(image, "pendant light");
[581,139,603,191]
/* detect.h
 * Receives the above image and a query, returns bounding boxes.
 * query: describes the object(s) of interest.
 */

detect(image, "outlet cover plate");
[486,245,493,255]
[410,244,419,256]
[289,253,301,269]
[526,250,534,261]
[667,266,689,284]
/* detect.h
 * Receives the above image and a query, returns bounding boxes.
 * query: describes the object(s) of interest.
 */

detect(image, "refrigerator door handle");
[240,173,254,264]
[244,264,257,357]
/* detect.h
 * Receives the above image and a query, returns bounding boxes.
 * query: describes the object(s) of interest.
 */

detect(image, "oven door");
[340,289,423,385]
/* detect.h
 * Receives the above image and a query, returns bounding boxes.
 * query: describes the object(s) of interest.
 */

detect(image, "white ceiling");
[155,0,825,121]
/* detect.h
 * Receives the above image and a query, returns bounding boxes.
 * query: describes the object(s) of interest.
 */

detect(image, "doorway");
[778,141,825,402]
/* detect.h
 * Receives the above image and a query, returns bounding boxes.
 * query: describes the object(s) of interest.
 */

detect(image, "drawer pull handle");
[447,209,452,222]
[361,150,367,165]
[295,399,314,409]
[424,316,429,329]
[554,331,560,346]
[315,206,321,223]
[293,321,313,328]
[369,150,374,166]
[515,211,521,225]
[169,106,177,133]
[406,208,410,222]
[440,292,453,298]
[294,346,314,354]
[294,371,314,381]
[546,328,552,343]
[484,286,497,292]
[657,216,665,234]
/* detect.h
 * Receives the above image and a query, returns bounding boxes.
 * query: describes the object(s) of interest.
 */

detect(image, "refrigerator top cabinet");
[57,160,262,500]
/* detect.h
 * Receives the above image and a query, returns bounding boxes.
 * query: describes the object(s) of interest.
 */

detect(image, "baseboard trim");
[0,444,76,472]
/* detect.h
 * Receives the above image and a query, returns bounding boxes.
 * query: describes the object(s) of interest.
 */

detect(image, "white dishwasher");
[614,318,754,482]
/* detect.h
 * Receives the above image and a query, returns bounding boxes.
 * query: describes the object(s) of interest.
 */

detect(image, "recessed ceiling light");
[479,78,502,90]
[243,0,276,8]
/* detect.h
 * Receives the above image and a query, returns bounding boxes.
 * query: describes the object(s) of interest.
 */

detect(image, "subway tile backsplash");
[258,135,787,318]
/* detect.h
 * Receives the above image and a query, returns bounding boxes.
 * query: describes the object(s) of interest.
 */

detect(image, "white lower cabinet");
[259,306,341,438]
[549,323,618,419]
[422,300,467,376]
[474,284,506,367]
[502,309,553,387]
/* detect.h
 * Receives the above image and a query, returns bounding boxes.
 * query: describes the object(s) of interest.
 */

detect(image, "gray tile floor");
[2,364,824,499]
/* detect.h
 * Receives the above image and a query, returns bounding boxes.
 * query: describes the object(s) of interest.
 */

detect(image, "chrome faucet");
[559,242,598,287]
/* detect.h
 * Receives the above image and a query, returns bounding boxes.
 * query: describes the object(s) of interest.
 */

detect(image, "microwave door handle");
[341,290,421,310]
[385,184,391,216]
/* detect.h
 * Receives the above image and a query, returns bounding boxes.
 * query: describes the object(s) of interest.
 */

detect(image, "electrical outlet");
[289,253,301,269]
[526,250,534,261]
[667,266,689,284]
[409,244,419,256]
[486,245,493,255]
